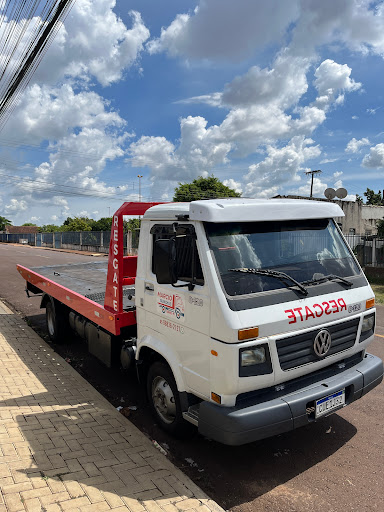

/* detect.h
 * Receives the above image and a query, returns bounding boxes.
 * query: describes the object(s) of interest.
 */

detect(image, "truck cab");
[135,198,383,445]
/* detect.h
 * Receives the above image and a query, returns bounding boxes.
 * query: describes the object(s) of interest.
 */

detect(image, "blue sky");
[2,0,384,225]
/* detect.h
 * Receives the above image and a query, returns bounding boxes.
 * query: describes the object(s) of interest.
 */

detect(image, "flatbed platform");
[30,261,136,310]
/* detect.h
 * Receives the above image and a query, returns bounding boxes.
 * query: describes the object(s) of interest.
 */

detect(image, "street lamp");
[137,175,143,202]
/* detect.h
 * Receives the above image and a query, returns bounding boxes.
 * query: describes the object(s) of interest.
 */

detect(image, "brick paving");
[0,301,224,512]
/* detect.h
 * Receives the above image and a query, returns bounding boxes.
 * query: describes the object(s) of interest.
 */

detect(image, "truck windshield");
[205,219,360,297]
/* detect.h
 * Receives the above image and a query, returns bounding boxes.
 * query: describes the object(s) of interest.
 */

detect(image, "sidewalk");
[0,301,224,512]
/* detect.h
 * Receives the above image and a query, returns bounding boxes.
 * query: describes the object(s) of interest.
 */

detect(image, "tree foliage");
[91,217,112,231]
[377,219,384,238]
[124,218,141,231]
[38,216,141,233]
[363,188,383,205]
[173,175,241,202]
[22,222,37,226]
[39,224,61,233]
[62,217,93,232]
[0,216,12,231]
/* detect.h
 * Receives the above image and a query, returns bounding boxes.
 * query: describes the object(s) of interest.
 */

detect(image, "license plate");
[315,389,345,418]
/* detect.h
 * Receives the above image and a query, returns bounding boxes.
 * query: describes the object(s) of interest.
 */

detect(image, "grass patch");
[369,283,384,304]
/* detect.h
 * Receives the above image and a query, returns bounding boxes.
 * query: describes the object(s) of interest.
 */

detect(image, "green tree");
[22,222,37,226]
[91,217,112,231]
[39,224,60,233]
[377,219,384,238]
[0,216,12,231]
[355,194,363,205]
[125,218,141,232]
[62,217,93,231]
[173,175,241,202]
[363,188,382,205]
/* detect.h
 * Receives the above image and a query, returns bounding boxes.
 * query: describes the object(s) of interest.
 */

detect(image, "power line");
[0,0,76,132]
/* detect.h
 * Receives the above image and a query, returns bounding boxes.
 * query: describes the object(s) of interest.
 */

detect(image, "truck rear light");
[238,326,259,341]
[366,298,375,309]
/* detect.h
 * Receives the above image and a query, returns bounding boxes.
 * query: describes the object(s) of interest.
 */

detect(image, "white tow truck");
[18,198,383,445]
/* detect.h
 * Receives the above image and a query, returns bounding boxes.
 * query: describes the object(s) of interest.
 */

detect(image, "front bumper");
[198,353,383,446]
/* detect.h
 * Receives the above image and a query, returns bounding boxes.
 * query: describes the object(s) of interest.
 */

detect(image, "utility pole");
[137,175,143,202]
[305,169,322,198]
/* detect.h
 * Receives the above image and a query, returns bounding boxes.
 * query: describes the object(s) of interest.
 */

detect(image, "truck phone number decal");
[157,289,185,322]
[285,298,347,324]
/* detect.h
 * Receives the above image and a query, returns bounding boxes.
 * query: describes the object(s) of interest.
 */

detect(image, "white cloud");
[33,4,149,87]
[320,158,338,164]
[291,0,384,58]
[5,199,28,213]
[147,1,299,61]
[345,137,370,153]
[148,0,384,65]
[3,84,125,145]
[314,60,361,107]
[362,143,384,168]
[221,54,310,109]
[296,176,328,198]
[244,136,321,197]
[129,116,232,199]
[223,179,242,195]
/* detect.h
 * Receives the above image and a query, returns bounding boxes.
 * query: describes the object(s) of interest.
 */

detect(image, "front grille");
[276,317,360,371]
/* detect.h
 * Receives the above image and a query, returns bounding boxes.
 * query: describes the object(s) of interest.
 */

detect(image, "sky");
[2,0,384,226]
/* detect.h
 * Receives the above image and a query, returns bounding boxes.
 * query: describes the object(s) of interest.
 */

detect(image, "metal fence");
[1,230,383,265]
[0,229,140,254]
[343,234,384,267]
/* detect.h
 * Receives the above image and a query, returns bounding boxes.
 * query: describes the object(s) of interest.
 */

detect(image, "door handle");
[145,282,154,292]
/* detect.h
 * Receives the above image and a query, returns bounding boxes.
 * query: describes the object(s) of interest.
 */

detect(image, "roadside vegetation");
[368,281,384,304]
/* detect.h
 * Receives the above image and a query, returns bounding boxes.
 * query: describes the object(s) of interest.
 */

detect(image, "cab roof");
[142,198,344,222]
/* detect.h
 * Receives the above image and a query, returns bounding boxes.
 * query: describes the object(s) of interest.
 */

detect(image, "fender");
[137,334,187,392]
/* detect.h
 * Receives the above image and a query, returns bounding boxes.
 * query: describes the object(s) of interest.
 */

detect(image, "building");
[273,196,384,235]
[1,225,39,235]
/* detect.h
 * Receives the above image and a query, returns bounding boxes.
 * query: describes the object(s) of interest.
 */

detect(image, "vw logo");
[313,329,332,358]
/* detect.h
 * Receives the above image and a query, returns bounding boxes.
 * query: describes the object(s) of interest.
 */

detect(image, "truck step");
[183,404,200,426]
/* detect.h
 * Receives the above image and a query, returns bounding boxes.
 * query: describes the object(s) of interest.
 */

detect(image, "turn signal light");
[366,298,375,310]
[238,327,259,341]
[211,392,221,404]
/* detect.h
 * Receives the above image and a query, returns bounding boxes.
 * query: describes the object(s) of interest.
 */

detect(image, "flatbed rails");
[17,202,162,336]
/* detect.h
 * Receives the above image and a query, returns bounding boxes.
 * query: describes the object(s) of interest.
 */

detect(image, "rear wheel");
[45,299,69,343]
[147,361,194,437]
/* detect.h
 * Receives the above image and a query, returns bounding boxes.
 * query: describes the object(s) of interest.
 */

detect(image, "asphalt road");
[1,243,383,512]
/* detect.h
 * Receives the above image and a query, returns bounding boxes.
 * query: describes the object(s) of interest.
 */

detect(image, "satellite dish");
[324,188,336,200]
[335,187,348,199]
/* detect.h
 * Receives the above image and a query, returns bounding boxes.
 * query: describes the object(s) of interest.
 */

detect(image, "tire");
[147,361,194,437]
[45,299,69,343]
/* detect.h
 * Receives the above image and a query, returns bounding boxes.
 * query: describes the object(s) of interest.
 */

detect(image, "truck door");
[143,223,211,399]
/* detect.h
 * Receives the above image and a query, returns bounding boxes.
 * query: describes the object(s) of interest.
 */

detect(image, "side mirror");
[153,237,178,284]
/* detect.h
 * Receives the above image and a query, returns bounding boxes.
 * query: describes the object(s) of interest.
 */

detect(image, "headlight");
[239,344,273,377]
[362,313,375,333]
[241,347,266,366]
[360,312,375,343]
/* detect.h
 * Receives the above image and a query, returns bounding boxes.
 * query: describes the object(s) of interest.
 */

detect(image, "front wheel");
[147,362,193,437]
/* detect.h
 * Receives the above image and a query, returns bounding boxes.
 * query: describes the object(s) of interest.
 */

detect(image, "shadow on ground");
[0,311,359,510]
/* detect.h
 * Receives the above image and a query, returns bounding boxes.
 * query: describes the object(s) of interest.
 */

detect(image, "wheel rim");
[151,376,176,424]
[47,307,55,337]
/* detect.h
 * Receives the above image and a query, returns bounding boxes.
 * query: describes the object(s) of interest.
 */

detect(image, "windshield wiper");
[301,274,353,287]
[228,268,308,296]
